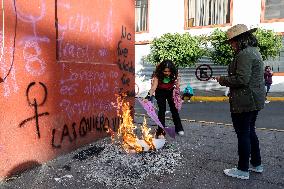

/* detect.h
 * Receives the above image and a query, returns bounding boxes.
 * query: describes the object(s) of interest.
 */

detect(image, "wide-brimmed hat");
[226,24,257,41]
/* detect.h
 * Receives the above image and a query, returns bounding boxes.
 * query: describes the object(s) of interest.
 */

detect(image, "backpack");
[183,85,194,95]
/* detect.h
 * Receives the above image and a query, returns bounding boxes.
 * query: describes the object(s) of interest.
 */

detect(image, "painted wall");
[0,0,135,179]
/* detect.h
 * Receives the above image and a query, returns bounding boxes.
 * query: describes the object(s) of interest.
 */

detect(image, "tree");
[254,28,283,61]
[208,28,283,65]
[146,33,206,68]
[208,29,234,66]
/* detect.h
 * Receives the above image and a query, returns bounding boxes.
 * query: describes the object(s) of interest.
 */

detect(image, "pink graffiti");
[13,0,50,76]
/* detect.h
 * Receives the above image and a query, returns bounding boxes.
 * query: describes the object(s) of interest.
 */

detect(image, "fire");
[141,117,156,151]
[117,102,157,153]
[107,95,165,153]
[116,102,141,153]
[110,95,165,153]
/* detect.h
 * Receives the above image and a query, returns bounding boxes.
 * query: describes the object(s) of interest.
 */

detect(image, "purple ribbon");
[138,98,175,138]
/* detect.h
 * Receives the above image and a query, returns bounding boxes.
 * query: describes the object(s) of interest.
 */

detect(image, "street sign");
[195,64,213,81]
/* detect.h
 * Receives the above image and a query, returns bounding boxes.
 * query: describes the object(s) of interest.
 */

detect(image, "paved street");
[1,95,283,189]
[1,115,283,189]
[135,100,284,130]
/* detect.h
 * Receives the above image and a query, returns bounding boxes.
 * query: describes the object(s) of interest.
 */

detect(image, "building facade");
[135,0,284,94]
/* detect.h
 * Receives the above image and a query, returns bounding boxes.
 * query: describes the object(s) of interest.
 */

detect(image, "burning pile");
[83,138,182,188]
[112,96,165,153]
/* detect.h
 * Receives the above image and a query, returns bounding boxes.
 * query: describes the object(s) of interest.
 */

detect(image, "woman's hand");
[213,76,221,82]
[144,93,151,102]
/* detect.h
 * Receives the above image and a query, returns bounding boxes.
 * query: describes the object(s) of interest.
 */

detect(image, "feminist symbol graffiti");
[19,82,49,138]
[195,64,213,81]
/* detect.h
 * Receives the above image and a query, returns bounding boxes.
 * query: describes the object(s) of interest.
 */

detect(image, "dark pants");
[155,88,183,135]
[231,111,262,171]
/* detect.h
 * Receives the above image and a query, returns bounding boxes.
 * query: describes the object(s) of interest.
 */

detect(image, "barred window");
[185,0,231,27]
[135,0,148,32]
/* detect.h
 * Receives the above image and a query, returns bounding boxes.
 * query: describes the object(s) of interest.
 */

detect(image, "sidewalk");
[1,115,283,189]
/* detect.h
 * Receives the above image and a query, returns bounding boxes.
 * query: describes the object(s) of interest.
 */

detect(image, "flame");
[114,98,155,153]
[141,117,156,151]
[117,102,143,153]
[110,94,160,153]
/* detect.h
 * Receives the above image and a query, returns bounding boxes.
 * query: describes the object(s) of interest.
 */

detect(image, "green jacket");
[219,47,266,113]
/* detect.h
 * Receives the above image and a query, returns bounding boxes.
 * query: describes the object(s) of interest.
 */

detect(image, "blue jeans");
[231,111,262,171]
[265,83,271,96]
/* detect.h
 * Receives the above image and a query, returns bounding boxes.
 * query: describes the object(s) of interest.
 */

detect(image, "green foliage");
[145,29,282,67]
[254,28,283,61]
[146,33,206,68]
[208,28,283,65]
[208,29,234,66]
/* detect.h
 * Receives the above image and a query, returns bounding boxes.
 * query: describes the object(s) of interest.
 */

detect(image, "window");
[135,0,148,32]
[262,0,284,22]
[185,0,231,28]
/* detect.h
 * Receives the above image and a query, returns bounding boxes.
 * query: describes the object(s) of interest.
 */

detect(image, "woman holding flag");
[145,60,184,139]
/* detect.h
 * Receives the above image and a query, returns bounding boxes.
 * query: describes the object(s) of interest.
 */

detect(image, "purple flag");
[138,98,175,138]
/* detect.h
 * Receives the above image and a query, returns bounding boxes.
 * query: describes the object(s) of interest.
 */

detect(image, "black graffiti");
[26,82,48,106]
[61,124,73,143]
[19,82,49,138]
[117,59,135,74]
[121,25,131,40]
[52,115,122,148]
[116,25,134,98]
[121,74,130,86]
[118,88,135,97]
[117,40,128,57]
[126,90,135,97]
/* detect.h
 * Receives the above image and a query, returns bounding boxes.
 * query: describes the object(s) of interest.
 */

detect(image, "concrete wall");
[0,0,135,179]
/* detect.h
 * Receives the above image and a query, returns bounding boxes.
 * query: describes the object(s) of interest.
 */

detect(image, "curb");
[190,96,284,102]
[190,96,228,102]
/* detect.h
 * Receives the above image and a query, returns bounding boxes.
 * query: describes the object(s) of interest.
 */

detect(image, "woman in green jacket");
[215,24,266,180]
